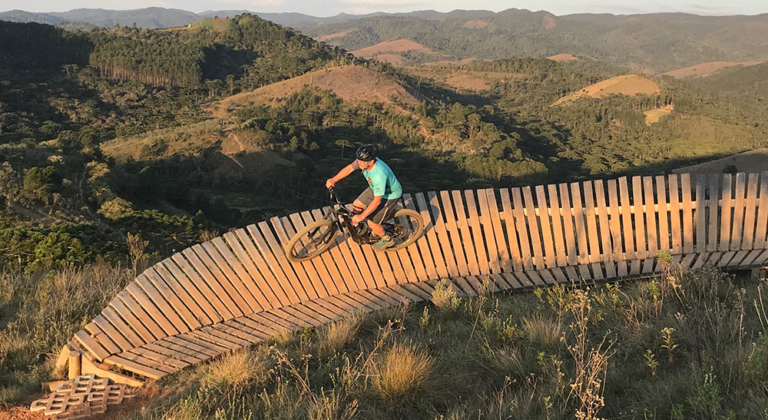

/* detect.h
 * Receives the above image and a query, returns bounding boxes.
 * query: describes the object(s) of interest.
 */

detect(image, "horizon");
[2,0,766,18]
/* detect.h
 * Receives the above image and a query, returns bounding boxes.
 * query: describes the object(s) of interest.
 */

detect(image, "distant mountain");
[0,9,63,24]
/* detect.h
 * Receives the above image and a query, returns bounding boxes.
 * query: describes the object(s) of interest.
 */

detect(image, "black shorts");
[356,188,400,224]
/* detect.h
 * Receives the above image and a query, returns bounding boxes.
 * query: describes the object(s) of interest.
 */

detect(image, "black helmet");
[355,144,377,161]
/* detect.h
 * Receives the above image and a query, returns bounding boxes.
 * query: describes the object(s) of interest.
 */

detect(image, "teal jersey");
[355,158,402,199]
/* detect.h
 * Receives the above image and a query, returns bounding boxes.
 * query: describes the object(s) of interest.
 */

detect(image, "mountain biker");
[325,144,403,251]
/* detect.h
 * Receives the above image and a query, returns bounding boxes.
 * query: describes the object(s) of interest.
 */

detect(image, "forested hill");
[302,11,768,72]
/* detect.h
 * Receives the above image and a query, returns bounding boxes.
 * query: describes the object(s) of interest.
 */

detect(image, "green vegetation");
[304,11,768,72]
[7,266,758,418]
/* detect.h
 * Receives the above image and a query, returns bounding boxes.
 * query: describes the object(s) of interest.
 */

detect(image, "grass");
[3,263,768,419]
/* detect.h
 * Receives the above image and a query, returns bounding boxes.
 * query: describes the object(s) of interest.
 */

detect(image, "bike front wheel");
[384,208,424,252]
[285,219,337,262]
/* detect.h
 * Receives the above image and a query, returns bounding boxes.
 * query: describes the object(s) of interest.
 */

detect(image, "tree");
[334,139,353,158]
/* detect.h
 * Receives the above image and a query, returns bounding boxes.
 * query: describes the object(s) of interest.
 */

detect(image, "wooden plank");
[463,190,491,275]
[166,335,226,356]
[104,355,166,380]
[383,285,422,304]
[115,291,166,340]
[740,250,764,267]
[126,282,179,336]
[119,352,177,374]
[525,271,547,287]
[235,228,293,306]
[549,268,567,284]
[539,269,557,285]
[144,343,203,364]
[136,274,191,333]
[302,300,343,321]
[629,259,642,276]
[594,181,613,263]
[707,175,720,252]
[719,251,736,267]
[415,193,450,278]
[545,185,568,268]
[438,191,470,276]
[174,252,236,320]
[641,258,655,274]
[755,173,768,249]
[655,176,671,253]
[451,190,481,275]
[498,273,523,289]
[603,261,616,279]
[535,186,557,268]
[101,308,143,348]
[570,182,591,265]
[84,322,122,354]
[271,218,329,298]
[310,209,359,293]
[366,288,401,307]
[144,267,202,330]
[695,175,707,253]
[465,276,487,295]
[720,174,734,252]
[668,175,683,254]
[319,206,372,290]
[753,250,768,266]
[109,299,155,343]
[74,331,111,361]
[297,211,351,293]
[577,265,592,282]
[155,338,214,359]
[558,184,578,266]
[606,180,624,265]
[154,262,212,326]
[215,235,273,309]
[727,250,750,268]
[512,188,535,270]
[511,272,535,288]
[485,189,512,272]
[582,181,603,263]
[643,177,658,257]
[400,283,433,301]
[268,216,320,297]
[741,174,760,250]
[257,222,307,301]
[126,348,189,370]
[491,273,518,290]
[162,258,221,324]
[631,177,648,260]
[208,238,262,312]
[246,223,302,302]
[194,328,248,348]
[729,173,747,251]
[425,192,459,278]
[523,187,546,270]
[211,323,263,343]
[287,213,344,294]
[499,189,524,271]
[691,253,711,270]
[475,189,502,274]
[222,232,281,307]
[191,245,250,316]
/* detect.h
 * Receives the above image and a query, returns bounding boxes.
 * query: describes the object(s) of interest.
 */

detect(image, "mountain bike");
[285,188,424,262]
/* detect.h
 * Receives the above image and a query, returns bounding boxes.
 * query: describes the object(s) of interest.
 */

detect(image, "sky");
[4,0,766,16]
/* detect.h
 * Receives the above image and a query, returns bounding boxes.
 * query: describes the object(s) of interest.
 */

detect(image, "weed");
[431,279,462,311]
[420,306,430,331]
[660,327,678,364]
[319,314,362,358]
[644,350,658,377]
[369,342,434,402]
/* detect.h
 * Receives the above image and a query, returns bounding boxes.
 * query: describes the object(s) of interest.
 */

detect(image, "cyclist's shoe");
[373,235,394,251]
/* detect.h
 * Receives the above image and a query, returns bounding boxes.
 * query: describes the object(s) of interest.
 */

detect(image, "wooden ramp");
[63,173,768,382]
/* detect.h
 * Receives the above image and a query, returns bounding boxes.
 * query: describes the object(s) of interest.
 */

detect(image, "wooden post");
[68,347,82,380]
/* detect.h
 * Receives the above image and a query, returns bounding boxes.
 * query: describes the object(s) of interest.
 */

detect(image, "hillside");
[554,75,660,105]
[303,11,768,72]
[664,59,766,78]
[207,65,421,118]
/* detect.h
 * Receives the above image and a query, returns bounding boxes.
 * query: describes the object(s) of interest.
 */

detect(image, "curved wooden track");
[61,173,768,382]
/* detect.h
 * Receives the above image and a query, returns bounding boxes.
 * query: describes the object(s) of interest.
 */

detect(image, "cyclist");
[325,144,402,251]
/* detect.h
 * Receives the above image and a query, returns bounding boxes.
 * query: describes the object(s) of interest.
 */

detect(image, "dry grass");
[205,349,270,390]
[664,59,766,78]
[462,20,489,29]
[351,39,433,58]
[548,53,579,62]
[207,65,420,119]
[522,314,564,351]
[319,314,363,357]
[369,342,434,401]
[673,147,768,175]
[554,75,660,105]
[314,30,353,43]
[644,107,673,125]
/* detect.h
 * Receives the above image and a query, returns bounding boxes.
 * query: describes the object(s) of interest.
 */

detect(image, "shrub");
[431,279,462,311]
[369,342,434,402]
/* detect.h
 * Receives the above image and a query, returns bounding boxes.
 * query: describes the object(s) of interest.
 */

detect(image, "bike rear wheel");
[285,219,337,262]
[382,208,424,252]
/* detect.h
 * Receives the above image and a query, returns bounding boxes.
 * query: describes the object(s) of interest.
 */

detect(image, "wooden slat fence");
[63,173,768,382]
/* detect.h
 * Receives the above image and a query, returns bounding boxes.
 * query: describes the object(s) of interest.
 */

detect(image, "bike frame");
[319,188,380,246]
